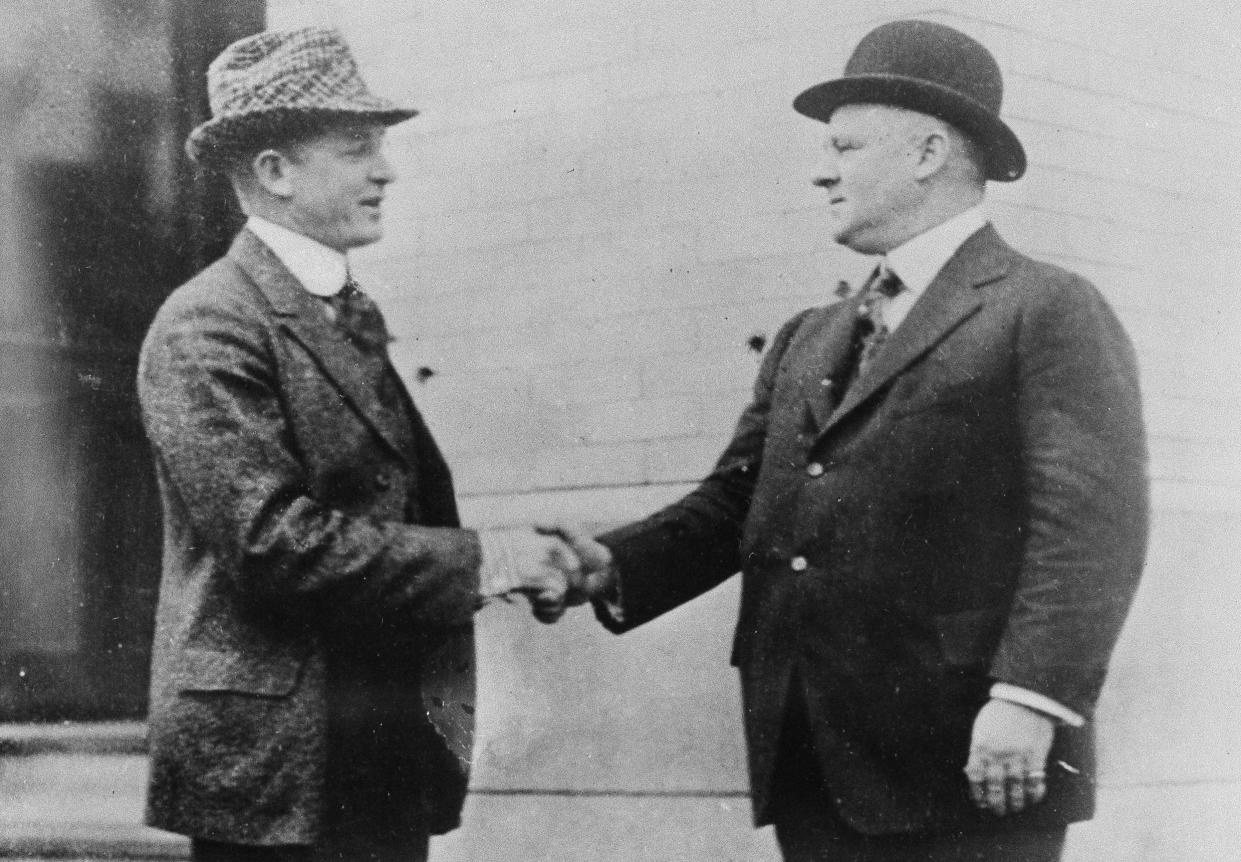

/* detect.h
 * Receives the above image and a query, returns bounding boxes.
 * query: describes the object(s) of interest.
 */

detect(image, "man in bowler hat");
[138,28,585,861]
[558,19,1149,861]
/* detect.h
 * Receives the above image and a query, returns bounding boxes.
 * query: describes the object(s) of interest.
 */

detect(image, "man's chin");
[345,227,384,249]
[831,225,884,255]
[830,226,857,249]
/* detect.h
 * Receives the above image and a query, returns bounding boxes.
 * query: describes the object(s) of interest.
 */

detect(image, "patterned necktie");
[329,274,392,351]
[854,266,905,380]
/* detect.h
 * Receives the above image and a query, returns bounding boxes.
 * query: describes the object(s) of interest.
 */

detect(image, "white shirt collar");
[883,204,988,296]
[870,205,988,333]
[245,216,349,298]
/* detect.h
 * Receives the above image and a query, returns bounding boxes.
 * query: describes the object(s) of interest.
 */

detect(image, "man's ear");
[251,149,296,198]
[913,130,950,180]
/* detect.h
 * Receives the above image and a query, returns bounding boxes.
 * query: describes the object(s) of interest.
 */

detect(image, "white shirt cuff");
[990,682,1086,727]
[601,593,625,624]
[474,529,525,600]
[593,565,624,623]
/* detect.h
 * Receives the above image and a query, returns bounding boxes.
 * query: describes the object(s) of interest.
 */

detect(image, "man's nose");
[371,151,397,184]
[812,155,838,189]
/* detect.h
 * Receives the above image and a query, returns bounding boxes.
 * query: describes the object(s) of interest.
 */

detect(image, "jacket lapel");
[229,230,413,466]
[803,294,869,433]
[815,224,1014,440]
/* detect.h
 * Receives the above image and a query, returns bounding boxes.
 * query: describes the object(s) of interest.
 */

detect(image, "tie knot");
[855,267,903,325]
[329,276,392,351]
[874,268,904,298]
[340,274,362,299]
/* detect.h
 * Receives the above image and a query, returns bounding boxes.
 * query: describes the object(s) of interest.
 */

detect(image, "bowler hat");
[793,20,1026,182]
[186,27,418,168]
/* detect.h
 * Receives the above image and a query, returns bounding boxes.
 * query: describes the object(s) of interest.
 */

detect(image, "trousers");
[191,833,429,862]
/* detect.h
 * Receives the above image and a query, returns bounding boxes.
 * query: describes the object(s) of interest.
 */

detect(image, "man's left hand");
[964,698,1055,816]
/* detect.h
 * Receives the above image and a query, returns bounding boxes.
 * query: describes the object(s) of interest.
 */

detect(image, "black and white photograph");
[1,1,1237,860]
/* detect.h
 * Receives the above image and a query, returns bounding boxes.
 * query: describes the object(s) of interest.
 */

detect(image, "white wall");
[265,2,1241,859]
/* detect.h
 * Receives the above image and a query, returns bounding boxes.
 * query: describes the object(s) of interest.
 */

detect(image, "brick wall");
[268,0,1241,519]
[264,2,1240,859]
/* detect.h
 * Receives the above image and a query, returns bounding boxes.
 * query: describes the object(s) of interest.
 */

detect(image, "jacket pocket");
[933,606,1008,667]
[893,390,975,421]
[175,647,306,697]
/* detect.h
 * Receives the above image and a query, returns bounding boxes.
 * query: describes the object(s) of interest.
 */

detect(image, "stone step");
[5,724,1241,861]
[0,750,187,860]
[1,722,184,860]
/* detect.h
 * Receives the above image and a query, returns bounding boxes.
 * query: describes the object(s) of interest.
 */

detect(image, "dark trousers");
[769,683,1066,862]
[192,831,428,862]
[773,798,1066,862]
[192,840,311,862]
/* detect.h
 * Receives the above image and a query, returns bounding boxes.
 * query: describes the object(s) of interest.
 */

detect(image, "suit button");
[374,473,392,490]
[790,556,808,572]
[806,462,824,477]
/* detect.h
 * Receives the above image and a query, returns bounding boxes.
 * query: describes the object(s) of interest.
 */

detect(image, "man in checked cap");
[556,19,1150,861]
[138,27,586,861]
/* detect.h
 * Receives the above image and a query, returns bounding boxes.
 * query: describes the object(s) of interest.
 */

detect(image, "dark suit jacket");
[599,225,1148,835]
[138,230,479,845]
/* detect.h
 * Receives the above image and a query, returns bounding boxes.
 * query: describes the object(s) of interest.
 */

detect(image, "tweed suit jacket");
[138,230,480,845]
[599,225,1148,835]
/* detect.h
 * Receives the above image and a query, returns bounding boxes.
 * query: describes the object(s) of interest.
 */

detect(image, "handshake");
[480,522,616,623]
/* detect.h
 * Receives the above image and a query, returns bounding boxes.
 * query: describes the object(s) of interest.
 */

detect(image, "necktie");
[854,266,905,380]
[329,275,392,351]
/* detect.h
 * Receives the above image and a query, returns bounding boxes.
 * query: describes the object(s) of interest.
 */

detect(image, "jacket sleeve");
[138,287,482,629]
[595,308,814,632]
[990,271,1149,717]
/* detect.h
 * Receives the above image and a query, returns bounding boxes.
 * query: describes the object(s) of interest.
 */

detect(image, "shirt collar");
[883,204,988,297]
[245,216,349,298]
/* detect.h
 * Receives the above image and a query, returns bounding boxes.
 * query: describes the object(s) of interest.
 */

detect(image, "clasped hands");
[490,522,614,623]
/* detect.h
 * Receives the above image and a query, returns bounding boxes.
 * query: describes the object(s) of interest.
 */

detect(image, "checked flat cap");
[186,26,417,168]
